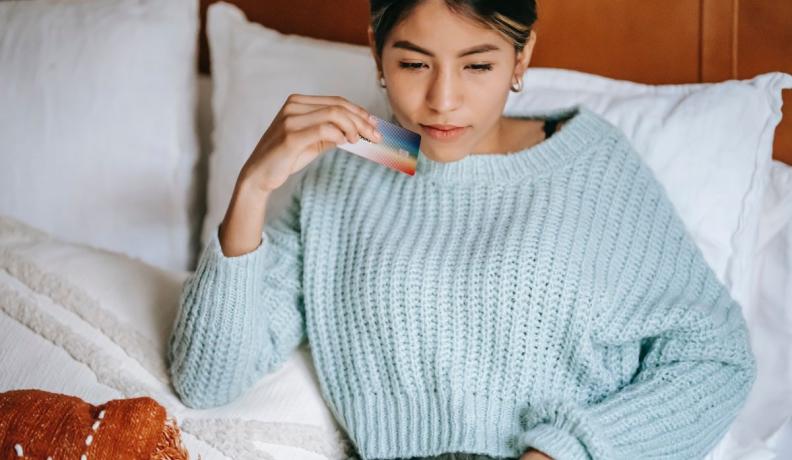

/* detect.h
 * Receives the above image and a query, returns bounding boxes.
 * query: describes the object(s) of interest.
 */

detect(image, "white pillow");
[203,1,791,317]
[0,215,347,460]
[735,159,792,459]
[0,0,201,272]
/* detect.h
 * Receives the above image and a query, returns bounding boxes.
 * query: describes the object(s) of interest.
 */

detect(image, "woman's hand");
[238,93,383,194]
[519,448,554,460]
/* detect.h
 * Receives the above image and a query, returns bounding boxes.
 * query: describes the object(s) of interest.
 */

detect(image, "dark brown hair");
[369,0,538,59]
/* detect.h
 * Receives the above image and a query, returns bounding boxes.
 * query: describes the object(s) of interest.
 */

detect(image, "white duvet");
[0,160,790,459]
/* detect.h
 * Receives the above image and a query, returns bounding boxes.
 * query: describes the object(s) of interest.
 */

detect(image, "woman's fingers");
[283,95,379,136]
[286,94,373,123]
[284,105,381,143]
[288,122,348,155]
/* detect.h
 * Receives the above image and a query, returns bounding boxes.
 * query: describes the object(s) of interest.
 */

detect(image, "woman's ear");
[514,30,537,78]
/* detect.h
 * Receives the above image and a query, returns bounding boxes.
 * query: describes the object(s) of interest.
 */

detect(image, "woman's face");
[368,0,535,163]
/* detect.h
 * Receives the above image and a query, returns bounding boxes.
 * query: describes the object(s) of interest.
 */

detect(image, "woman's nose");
[425,69,462,113]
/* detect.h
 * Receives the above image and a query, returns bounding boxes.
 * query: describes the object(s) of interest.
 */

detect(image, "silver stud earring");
[379,75,387,88]
[510,77,523,92]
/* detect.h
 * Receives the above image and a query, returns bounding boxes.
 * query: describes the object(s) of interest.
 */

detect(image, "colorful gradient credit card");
[336,114,421,176]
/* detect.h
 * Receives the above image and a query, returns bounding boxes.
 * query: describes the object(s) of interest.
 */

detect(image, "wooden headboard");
[197,0,792,165]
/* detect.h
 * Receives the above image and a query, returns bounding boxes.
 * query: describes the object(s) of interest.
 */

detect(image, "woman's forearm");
[219,177,272,257]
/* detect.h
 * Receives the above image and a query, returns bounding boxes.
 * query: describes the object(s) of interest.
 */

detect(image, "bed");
[0,0,790,459]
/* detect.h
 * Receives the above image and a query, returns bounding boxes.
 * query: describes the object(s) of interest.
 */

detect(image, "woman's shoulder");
[562,108,673,213]
[574,107,645,163]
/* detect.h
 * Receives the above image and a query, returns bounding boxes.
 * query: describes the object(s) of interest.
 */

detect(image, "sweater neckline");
[412,105,610,185]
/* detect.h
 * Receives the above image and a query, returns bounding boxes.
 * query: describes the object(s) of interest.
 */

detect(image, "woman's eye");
[397,62,494,72]
[468,63,493,72]
[398,62,425,70]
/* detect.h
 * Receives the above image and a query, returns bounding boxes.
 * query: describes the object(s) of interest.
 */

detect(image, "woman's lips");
[420,124,468,141]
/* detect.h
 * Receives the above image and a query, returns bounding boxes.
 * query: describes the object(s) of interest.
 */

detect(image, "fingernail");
[368,114,377,124]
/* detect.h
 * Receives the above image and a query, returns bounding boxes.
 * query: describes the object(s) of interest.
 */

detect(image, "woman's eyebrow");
[391,40,500,57]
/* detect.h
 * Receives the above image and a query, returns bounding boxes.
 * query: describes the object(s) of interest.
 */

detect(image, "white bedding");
[0,217,349,460]
[0,0,201,273]
[0,158,790,460]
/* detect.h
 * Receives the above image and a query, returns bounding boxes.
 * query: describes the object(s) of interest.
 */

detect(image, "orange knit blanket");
[0,389,190,459]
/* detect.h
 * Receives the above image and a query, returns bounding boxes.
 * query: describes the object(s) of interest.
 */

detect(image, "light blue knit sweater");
[167,105,757,460]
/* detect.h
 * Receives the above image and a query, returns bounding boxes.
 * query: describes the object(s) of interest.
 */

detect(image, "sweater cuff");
[515,423,590,460]
[207,224,267,264]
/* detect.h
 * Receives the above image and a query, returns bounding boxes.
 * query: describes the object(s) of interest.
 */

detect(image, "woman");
[167,1,758,459]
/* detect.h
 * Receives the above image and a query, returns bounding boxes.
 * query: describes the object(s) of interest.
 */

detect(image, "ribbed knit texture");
[167,105,757,460]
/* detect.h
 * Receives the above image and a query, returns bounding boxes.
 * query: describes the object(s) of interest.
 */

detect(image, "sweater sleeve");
[167,183,307,409]
[513,148,758,460]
